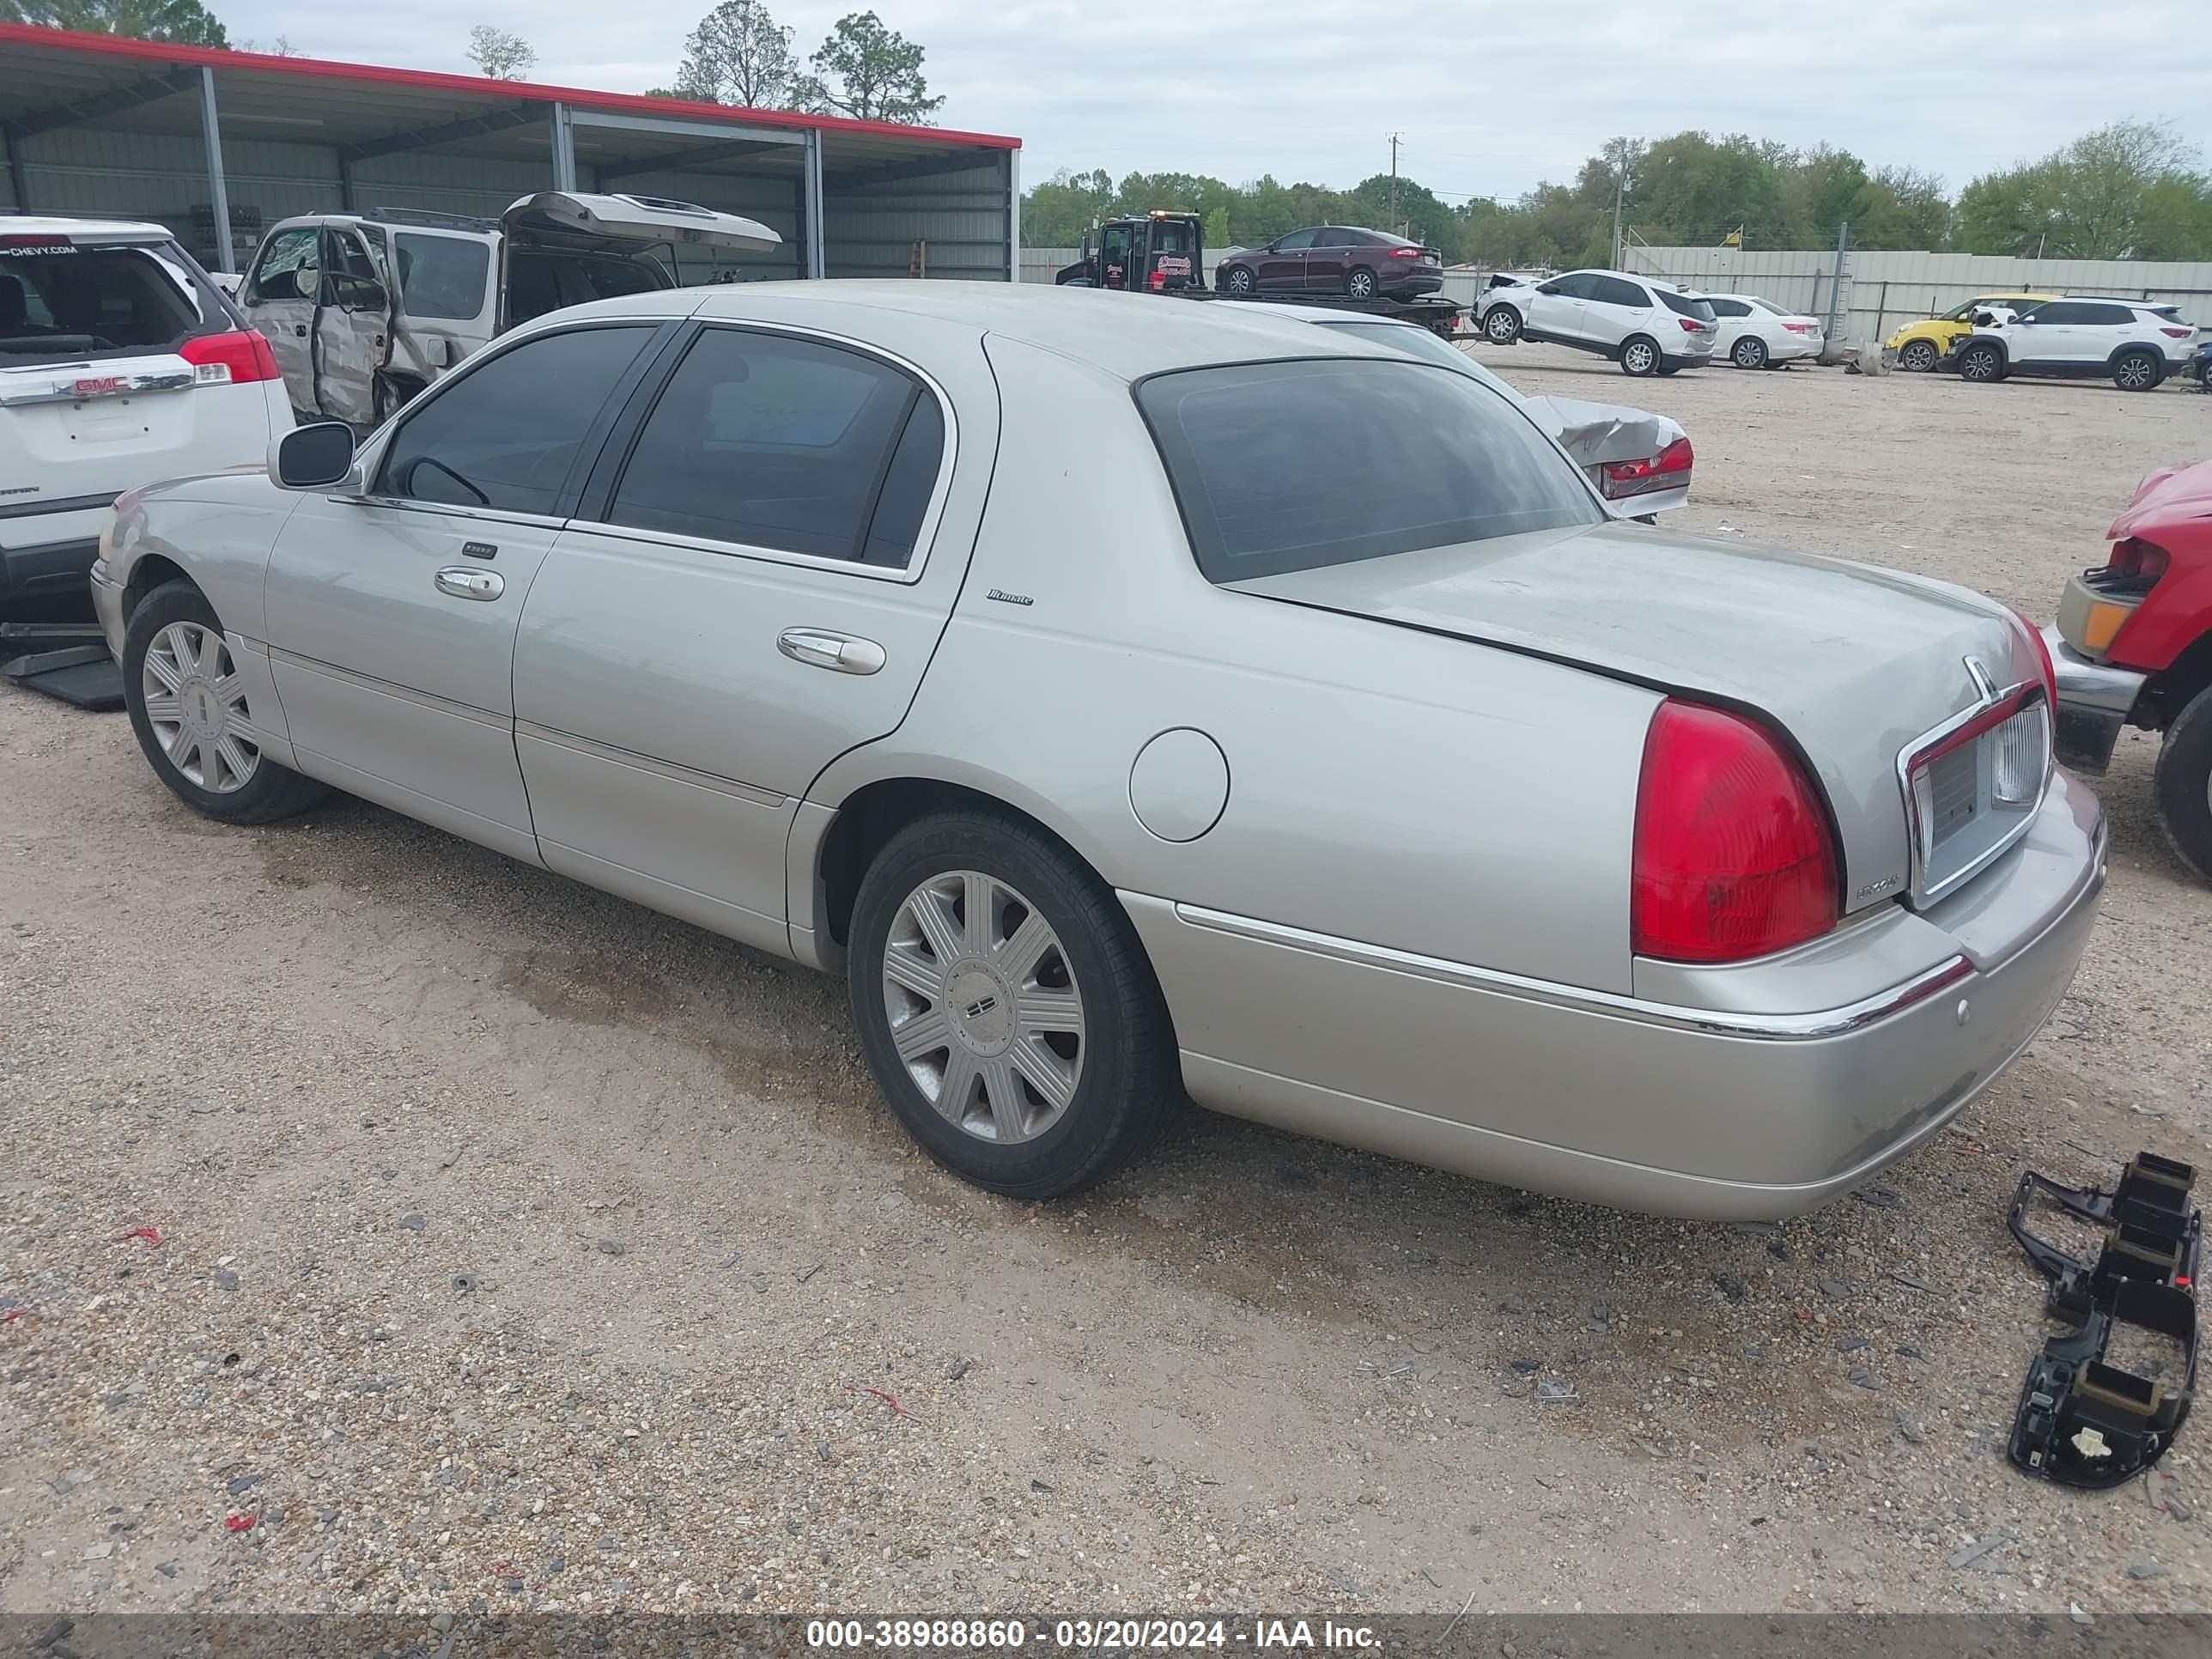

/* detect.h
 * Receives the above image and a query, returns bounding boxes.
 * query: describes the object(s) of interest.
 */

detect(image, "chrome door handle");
[434,566,504,601]
[778,627,885,675]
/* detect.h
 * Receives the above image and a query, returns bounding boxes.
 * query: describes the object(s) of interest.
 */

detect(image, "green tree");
[673,0,798,107]
[793,11,943,125]
[1956,122,2209,258]
[1,0,228,45]
[1019,167,1115,246]
[1201,205,1230,255]
[465,24,535,80]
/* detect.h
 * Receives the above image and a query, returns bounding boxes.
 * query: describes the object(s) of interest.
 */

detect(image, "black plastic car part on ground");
[2007,1152,2199,1488]
[0,623,123,709]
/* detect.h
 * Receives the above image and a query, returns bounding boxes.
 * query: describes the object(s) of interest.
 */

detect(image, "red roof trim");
[0,23,1020,151]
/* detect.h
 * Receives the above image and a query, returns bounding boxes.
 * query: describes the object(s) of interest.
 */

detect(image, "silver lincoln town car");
[93,282,2106,1219]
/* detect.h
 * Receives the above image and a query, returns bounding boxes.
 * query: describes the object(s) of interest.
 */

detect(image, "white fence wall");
[1623,246,2212,346]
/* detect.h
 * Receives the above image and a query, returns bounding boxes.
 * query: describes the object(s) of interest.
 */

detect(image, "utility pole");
[1823,218,1850,345]
[1612,167,1625,270]
[1388,133,1401,232]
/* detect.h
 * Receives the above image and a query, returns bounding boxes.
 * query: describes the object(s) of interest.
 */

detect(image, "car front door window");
[377,325,657,516]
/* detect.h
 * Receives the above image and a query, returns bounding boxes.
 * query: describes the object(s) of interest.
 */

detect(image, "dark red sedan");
[1215,226,1443,301]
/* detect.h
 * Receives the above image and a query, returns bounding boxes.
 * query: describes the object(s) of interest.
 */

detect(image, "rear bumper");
[2043,623,2148,775]
[1126,769,2106,1219]
[0,533,101,617]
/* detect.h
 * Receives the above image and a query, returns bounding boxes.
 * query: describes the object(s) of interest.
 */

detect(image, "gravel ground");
[2,343,2209,1620]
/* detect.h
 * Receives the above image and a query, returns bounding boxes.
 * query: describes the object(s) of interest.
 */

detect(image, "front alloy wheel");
[1899,339,1939,372]
[1957,344,2002,382]
[882,870,1085,1145]
[141,621,260,794]
[1484,307,1521,343]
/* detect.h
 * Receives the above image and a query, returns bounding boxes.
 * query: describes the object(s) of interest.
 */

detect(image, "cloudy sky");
[218,1,2212,202]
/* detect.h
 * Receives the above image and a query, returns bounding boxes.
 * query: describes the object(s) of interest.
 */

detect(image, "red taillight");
[1389,247,1422,258]
[2160,326,2193,338]
[2010,607,2057,704]
[179,328,281,385]
[1632,701,1838,963]
[1678,317,1706,332]
[1783,322,1814,333]
[1601,436,1693,500]
[2110,537,2172,585]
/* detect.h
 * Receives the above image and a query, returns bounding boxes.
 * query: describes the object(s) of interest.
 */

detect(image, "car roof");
[2,215,176,242]
[562,281,1400,381]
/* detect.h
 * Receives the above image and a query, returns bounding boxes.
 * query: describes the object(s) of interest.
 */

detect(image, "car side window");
[394,232,490,322]
[249,228,319,304]
[1311,228,1354,248]
[374,325,653,514]
[605,327,945,567]
[2079,302,2136,325]
[2029,301,2087,325]
[1537,273,1594,299]
[1591,276,1648,308]
[1708,298,1751,318]
[325,231,382,308]
[1273,230,1316,252]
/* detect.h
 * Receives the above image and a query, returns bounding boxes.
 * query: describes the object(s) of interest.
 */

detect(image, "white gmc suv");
[2,217,289,619]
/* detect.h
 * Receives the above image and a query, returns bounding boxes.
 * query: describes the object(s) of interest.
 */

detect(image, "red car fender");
[2106,460,2212,674]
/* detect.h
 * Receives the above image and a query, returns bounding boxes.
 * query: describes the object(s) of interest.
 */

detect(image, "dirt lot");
[2,345,2209,1621]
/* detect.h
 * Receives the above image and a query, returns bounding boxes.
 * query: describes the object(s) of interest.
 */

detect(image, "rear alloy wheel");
[1346,266,1377,301]
[848,810,1181,1198]
[1956,343,2005,383]
[2153,684,2212,883]
[1732,336,1768,370]
[1483,306,1522,344]
[1222,265,1255,295]
[122,580,329,825]
[2112,350,2162,392]
[1620,336,1661,377]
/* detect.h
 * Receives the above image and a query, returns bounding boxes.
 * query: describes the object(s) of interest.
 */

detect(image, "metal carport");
[0,24,1020,283]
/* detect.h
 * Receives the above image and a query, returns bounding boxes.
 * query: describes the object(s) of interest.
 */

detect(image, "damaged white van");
[237,191,781,426]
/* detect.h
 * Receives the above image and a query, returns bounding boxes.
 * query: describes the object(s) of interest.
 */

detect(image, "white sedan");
[1703,294,1826,369]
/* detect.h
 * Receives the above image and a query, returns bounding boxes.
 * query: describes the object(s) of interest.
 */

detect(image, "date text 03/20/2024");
[806,1618,1382,1650]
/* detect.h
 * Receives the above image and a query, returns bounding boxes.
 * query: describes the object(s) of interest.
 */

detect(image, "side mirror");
[270,422,357,490]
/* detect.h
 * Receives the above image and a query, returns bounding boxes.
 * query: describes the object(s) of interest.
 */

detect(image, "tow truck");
[1054,210,1466,337]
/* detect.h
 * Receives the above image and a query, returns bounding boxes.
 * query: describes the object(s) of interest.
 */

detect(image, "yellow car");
[1887,293,2058,371]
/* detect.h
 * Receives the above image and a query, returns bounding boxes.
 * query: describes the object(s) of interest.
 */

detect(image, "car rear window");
[1656,289,1716,321]
[1137,358,1601,583]
[0,239,218,363]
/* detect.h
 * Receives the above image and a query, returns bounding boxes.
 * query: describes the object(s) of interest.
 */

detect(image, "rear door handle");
[434,566,504,602]
[778,627,885,675]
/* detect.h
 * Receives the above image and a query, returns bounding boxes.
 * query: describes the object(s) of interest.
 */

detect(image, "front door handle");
[293,325,307,337]
[778,627,885,675]
[434,566,504,602]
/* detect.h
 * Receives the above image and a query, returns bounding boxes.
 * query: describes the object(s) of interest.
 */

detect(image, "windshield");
[1138,358,1601,583]
[0,240,221,362]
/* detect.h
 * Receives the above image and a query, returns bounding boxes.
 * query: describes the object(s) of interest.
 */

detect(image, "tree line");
[1,0,947,125]
[1024,122,2212,264]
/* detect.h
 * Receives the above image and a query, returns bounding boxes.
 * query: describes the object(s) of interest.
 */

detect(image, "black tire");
[1956,342,2006,383]
[2154,684,2212,884]
[1898,338,1940,372]
[122,580,331,825]
[2112,349,2163,392]
[847,809,1183,1200]
[1483,305,1522,344]
[1345,265,1377,301]
[1221,264,1255,295]
[1620,335,1661,377]
[1732,335,1768,370]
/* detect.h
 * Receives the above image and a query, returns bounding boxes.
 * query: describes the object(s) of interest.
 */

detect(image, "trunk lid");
[1230,519,2039,915]
[500,191,781,260]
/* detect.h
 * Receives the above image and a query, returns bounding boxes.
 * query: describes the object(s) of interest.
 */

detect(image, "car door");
[1304,228,1353,291]
[2008,300,2082,368]
[262,319,671,860]
[1705,296,1751,350]
[1526,273,1595,343]
[1256,229,1316,291]
[511,318,990,955]
[240,225,319,411]
[1583,275,1653,349]
[311,227,389,428]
